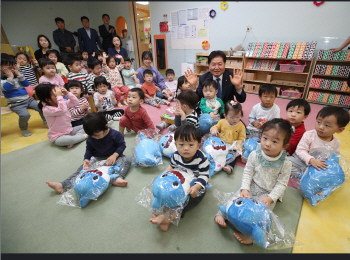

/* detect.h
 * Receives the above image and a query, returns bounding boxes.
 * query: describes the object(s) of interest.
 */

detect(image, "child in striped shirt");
[149,125,210,231]
[85,57,109,94]
[15,52,39,97]
[66,53,89,91]
[65,80,90,127]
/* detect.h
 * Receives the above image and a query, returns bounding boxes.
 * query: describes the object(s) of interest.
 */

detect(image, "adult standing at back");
[195,50,246,105]
[98,14,115,53]
[34,35,52,61]
[108,35,128,65]
[52,17,76,62]
[77,16,102,56]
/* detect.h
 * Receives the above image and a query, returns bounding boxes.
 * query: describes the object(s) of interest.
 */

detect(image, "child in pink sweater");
[38,58,65,89]
[35,82,87,148]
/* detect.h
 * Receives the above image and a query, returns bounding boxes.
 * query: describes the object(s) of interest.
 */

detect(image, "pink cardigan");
[295,129,340,165]
[39,74,65,89]
[42,92,79,142]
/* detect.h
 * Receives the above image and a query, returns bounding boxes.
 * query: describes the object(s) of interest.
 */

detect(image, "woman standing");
[107,35,128,64]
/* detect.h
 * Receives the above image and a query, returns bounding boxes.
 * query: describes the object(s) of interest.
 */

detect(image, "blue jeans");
[156,91,165,99]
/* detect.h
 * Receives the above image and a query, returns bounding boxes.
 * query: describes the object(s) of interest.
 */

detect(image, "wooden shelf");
[244,79,305,88]
[244,68,308,75]
[308,87,350,94]
[315,59,350,63]
[246,57,312,61]
[312,74,349,79]
[306,100,350,108]
[246,91,301,100]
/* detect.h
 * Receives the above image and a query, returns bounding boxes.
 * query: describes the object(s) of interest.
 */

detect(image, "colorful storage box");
[161,112,174,124]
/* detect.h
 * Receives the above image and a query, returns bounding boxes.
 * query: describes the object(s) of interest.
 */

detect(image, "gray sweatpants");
[9,97,46,130]
[144,97,168,107]
[54,125,86,146]
[61,155,132,191]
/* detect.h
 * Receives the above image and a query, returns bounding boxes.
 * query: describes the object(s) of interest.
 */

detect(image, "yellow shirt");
[211,119,246,145]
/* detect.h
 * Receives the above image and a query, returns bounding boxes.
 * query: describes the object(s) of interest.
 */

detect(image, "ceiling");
[136,2,150,20]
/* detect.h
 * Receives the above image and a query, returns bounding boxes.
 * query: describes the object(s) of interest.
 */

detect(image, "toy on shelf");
[159,132,177,158]
[134,131,162,167]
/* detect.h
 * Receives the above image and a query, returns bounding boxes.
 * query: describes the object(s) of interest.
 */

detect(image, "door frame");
[153,34,167,71]
[128,1,141,68]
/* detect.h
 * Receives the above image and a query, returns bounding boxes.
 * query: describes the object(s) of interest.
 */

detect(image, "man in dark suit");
[77,16,102,56]
[195,50,246,105]
[98,14,116,52]
[53,17,76,62]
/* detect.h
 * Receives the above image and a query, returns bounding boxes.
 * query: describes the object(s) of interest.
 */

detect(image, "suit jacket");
[53,29,76,52]
[77,27,102,55]
[196,70,246,105]
[98,24,115,52]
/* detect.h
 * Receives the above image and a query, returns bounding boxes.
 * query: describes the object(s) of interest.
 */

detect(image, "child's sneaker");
[156,122,169,131]
[21,129,32,137]
[123,99,128,105]
[117,103,123,107]
[168,125,177,132]
[113,117,121,121]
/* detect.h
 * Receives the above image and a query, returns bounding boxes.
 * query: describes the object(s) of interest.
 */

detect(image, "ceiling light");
[137,14,139,15]
[136,1,149,5]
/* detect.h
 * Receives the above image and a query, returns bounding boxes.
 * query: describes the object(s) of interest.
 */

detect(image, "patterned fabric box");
[308,90,315,100]
[344,96,350,106]
[317,92,325,102]
[344,66,350,75]
[297,42,307,59]
[315,78,322,88]
[340,50,347,61]
[282,43,290,58]
[322,92,330,103]
[306,41,317,59]
[331,65,339,75]
[272,61,279,70]
[260,60,266,70]
[302,42,311,59]
[346,50,350,61]
[309,78,317,88]
[327,93,335,104]
[272,43,281,58]
[325,65,333,75]
[319,79,326,89]
[330,80,339,90]
[292,42,301,59]
[319,65,327,75]
[256,42,264,57]
[317,50,325,60]
[287,43,296,59]
[268,43,277,58]
[268,60,275,70]
[247,42,253,53]
[312,91,320,101]
[324,79,332,89]
[333,51,341,61]
[277,42,286,58]
[337,66,349,77]
[264,60,270,70]
[249,42,256,57]
[328,50,335,61]
[338,95,346,105]
[333,94,341,104]
[253,60,259,69]
[264,43,272,58]
[314,64,322,74]
[341,81,349,92]
[336,80,344,90]
[252,42,260,57]
[260,43,269,57]
[322,50,330,60]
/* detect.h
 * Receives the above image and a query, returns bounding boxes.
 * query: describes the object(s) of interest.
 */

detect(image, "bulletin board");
[170,6,210,50]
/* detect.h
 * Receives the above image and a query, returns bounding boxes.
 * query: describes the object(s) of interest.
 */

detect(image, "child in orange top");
[141,69,170,108]
[102,53,129,107]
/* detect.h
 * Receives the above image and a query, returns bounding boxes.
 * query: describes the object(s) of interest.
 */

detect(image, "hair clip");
[230,100,238,106]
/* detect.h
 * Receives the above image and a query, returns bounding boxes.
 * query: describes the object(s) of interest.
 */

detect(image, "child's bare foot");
[215,215,227,227]
[241,157,247,164]
[222,166,232,174]
[149,214,171,231]
[155,103,161,108]
[46,180,63,194]
[166,101,170,106]
[233,232,253,245]
[126,127,131,132]
[112,177,128,187]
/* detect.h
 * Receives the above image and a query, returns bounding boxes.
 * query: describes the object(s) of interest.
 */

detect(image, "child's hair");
[224,100,243,117]
[111,35,123,48]
[46,49,62,63]
[106,54,117,66]
[94,76,111,90]
[261,118,293,145]
[166,68,175,76]
[202,78,218,90]
[65,53,81,66]
[35,83,57,111]
[37,35,52,49]
[83,112,108,136]
[79,50,89,56]
[124,57,131,63]
[175,75,188,97]
[259,84,278,97]
[141,51,153,61]
[286,98,311,116]
[316,106,350,128]
[174,125,202,143]
[128,88,145,100]
[15,52,30,63]
[1,53,16,66]
[87,57,100,70]
[38,58,56,69]
[64,80,86,97]
[95,50,104,58]
[177,89,198,109]
[143,69,153,77]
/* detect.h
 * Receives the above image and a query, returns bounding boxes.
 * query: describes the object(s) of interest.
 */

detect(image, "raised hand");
[53,87,63,97]
[3,68,14,79]
[115,54,123,60]
[229,68,242,86]
[184,69,198,87]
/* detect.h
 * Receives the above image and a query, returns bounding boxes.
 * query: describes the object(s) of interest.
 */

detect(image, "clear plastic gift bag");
[132,129,163,167]
[158,132,177,158]
[213,189,299,250]
[57,156,125,208]
[290,148,350,207]
[200,133,238,176]
[135,166,211,226]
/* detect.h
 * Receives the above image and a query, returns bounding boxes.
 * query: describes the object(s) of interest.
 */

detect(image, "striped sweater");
[85,71,109,94]
[174,109,199,128]
[67,71,89,91]
[18,65,38,86]
[68,96,90,122]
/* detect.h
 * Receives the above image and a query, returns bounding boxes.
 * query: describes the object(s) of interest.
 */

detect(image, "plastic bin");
[281,90,303,98]
[279,61,306,73]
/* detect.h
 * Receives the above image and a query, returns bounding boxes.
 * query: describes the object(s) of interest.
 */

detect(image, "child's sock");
[156,122,169,130]
[67,144,74,148]
[21,129,32,137]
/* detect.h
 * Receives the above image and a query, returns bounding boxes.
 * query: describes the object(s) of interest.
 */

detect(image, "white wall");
[1,1,135,62]
[149,1,350,76]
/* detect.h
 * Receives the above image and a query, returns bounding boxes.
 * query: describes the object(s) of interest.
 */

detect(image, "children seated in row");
[119,88,155,136]
[1,53,47,136]
[164,68,177,100]
[211,101,246,174]
[15,52,39,97]
[121,57,141,90]
[215,118,293,245]
[65,80,90,127]
[285,98,310,156]
[102,52,127,107]
[150,125,210,231]
[80,50,89,74]
[247,84,280,131]
[199,78,225,123]
[86,57,109,94]
[288,106,350,177]
[93,76,124,121]
[141,69,171,108]
[38,58,65,89]
[46,49,68,80]
[35,82,87,148]
[46,112,131,194]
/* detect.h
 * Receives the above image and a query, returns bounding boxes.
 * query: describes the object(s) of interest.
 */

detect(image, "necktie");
[216,78,222,99]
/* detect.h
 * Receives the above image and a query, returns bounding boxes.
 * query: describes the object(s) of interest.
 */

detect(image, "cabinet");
[242,56,314,99]
[305,49,350,107]
[195,53,244,85]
